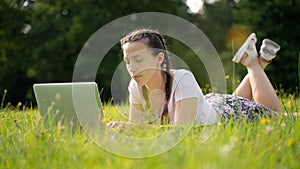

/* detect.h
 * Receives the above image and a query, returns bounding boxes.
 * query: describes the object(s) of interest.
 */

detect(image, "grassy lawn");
[0,93,299,169]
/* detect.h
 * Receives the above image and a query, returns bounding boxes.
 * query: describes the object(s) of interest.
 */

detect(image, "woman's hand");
[107,121,160,132]
[107,121,128,131]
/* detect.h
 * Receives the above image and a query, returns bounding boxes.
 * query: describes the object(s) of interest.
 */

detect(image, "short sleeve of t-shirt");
[173,70,201,102]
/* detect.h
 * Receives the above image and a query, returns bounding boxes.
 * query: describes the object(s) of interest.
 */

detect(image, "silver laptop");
[33,82,103,128]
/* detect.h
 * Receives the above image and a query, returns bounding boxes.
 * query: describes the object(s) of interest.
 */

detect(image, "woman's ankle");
[259,56,271,69]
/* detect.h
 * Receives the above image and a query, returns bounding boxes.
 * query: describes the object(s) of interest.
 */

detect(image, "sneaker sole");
[260,39,280,61]
[263,39,280,50]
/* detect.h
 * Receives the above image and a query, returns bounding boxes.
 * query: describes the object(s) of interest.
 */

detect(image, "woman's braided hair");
[120,28,172,124]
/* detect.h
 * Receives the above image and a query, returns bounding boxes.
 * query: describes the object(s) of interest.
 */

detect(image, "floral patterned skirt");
[204,93,274,122]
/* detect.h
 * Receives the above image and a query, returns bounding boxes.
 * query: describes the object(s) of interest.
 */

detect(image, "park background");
[1,1,300,169]
[1,0,299,105]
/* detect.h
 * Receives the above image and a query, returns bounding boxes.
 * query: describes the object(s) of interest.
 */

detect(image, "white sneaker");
[259,39,280,61]
[233,33,258,66]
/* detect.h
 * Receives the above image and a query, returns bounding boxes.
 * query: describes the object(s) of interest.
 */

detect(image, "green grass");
[0,94,299,169]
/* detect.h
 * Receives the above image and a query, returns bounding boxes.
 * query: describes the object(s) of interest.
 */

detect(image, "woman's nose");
[127,62,137,75]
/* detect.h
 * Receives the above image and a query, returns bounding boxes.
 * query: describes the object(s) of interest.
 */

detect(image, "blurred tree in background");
[0,0,299,105]
[232,0,300,91]
[0,1,33,105]
[0,0,187,105]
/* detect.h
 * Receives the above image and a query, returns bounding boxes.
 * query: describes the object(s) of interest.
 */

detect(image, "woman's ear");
[157,52,165,65]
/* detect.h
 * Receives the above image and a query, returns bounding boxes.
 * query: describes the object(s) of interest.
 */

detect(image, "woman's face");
[123,41,163,87]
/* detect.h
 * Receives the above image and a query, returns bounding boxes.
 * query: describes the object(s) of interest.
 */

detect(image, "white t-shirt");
[128,69,217,124]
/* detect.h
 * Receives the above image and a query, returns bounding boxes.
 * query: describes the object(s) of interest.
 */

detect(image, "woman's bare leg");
[232,58,272,101]
[233,74,252,100]
[233,56,283,113]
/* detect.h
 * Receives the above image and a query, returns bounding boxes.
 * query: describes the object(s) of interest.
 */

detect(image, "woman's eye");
[135,58,143,63]
[125,60,130,65]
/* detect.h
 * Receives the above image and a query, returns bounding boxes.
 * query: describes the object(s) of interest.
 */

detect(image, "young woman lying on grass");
[109,28,285,128]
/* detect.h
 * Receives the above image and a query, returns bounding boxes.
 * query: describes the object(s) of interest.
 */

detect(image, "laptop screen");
[33,82,103,128]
